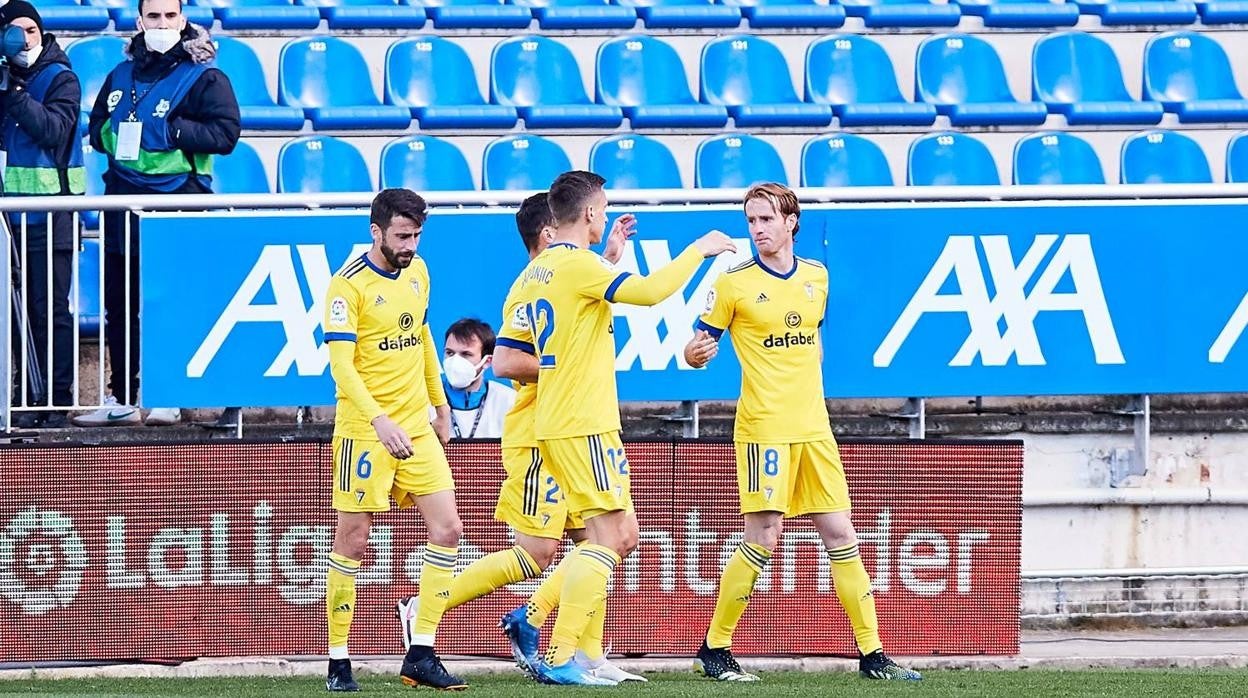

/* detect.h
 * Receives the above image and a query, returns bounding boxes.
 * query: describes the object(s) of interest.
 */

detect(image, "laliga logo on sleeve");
[0,508,87,615]
[328,297,348,327]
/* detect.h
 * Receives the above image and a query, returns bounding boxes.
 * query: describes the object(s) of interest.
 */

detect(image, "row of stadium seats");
[35,0,1248,32]
[65,31,1248,131]
[111,129,1247,194]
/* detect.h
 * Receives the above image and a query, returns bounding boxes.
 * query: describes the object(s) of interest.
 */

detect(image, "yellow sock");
[446,546,538,611]
[544,544,618,666]
[412,543,457,646]
[326,552,360,658]
[576,591,607,661]
[828,543,882,655]
[526,541,582,627]
[706,542,771,649]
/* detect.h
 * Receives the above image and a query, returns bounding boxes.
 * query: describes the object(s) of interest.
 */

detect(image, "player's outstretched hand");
[372,414,414,460]
[694,230,737,258]
[685,330,719,368]
[603,213,637,264]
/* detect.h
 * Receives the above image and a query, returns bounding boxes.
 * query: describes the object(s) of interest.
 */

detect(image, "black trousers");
[11,243,73,407]
[103,248,140,406]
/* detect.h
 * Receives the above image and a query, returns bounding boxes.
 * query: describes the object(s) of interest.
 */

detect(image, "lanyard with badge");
[115,78,162,161]
[451,383,488,440]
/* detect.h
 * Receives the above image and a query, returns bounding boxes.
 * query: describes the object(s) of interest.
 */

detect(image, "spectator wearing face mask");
[76,0,239,428]
[441,318,516,440]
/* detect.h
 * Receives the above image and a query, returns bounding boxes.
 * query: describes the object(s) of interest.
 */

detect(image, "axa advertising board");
[139,202,1248,407]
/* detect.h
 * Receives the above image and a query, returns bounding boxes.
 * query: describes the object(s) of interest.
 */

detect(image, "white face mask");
[443,354,486,390]
[143,27,181,55]
[12,43,40,68]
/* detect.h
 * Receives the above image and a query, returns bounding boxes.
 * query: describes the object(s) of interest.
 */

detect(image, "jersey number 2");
[526,298,556,368]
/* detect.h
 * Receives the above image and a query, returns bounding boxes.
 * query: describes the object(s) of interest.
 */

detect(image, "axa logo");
[874,234,1124,368]
[612,239,751,370]
[188,243,371,378]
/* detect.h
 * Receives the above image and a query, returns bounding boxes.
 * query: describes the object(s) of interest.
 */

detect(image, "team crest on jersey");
[804,282,814,300]
[410,279,421,296]
[704,288,717,313]
[329,297,348,327]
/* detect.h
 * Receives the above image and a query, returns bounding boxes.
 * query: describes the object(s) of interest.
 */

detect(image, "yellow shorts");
[538,432,632,520]
[331,431,454,512]
[735,438,851,518]
[494,446,585,538]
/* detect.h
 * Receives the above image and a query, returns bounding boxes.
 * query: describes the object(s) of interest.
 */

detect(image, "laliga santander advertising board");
[0,439,1021,662]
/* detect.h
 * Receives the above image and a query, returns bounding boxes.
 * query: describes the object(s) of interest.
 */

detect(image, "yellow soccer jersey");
[510,243,631,440]
[495,274,538,449]
[697,256,832,443]
[323,253,443,439]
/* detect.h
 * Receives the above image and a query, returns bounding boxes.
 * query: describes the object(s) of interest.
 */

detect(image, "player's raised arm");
[602,230,737,306]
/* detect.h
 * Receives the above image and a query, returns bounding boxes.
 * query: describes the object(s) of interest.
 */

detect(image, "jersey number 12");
[526,298,556,368]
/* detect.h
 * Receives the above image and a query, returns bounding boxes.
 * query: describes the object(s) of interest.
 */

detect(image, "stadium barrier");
[0,437,1021,663]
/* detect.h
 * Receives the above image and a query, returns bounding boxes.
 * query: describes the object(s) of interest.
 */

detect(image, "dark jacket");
[0,35,82,251]
[88,23,240,252]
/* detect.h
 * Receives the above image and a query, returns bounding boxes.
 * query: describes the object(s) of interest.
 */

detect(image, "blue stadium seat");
[595,36,728,129]
[718,0,846,28]
[801,133,892,187]
[1073,0,1198,25]
[1198,0,1248,23]
[277,136,374,193]
[88,0,215,26]
[1227,131,1248,183]
[81,142,107,230]
[385,36,518,129]
[953,0,1079,26]
[838,0,961,27]
[613,0,741,28]
[695,134,787,188]
[192,0,322,29]
[805,35,936,127]
[76,237,102,337]
[490,36,623,129]
[700,35,832,128]
[1032,32,1165,125]
[278,37,412,130]
[908,132,1000,186]
[213,37,305,131]
[66,36,127,118]
[1012,132,1105,185]
[915,34,1047,126]
[35,0,113,31]
[1143,32,1248,124]
[295,0,427,28]
[510,0,636,29]
[406,0,533,29]
[482,134,572,190]
[1120,130,1212,184]
[213,140,270,194]
[381,135,475,191]
[589,134,683,189]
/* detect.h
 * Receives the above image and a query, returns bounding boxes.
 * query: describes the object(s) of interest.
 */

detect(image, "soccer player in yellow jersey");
[321,189,467,692]
[685,183,921,682]
[395,193,646,683]
[498,170,736,686]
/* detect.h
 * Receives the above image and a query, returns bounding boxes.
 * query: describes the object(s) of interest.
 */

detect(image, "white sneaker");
[575,651,648,682]
[71,396,140,427]
[145,408,182,426]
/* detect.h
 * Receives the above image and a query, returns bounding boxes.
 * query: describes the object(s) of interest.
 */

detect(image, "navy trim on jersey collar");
[755,255,797,280]
[548,242,579,251]
[361,253,401,280]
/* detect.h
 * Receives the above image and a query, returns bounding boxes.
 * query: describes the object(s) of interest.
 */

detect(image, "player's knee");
[746,522,783,552]
[426,516,463,548]
[614,521,639,558]
[521,538,560,570]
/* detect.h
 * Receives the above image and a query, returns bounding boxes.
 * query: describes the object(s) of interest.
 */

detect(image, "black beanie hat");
[0,1,43,35]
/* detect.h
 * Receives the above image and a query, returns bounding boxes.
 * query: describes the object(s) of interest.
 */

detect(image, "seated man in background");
[441,318,516,440]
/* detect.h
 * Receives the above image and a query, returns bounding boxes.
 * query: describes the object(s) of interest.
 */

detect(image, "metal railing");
[4,183,1247,432]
